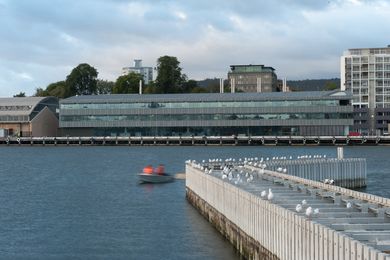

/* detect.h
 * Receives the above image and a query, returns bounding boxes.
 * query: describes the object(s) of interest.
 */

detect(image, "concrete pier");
[1,135,390,146]
[186,159,390,260]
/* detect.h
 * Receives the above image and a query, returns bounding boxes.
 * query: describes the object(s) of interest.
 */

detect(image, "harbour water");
[0,146,389,259]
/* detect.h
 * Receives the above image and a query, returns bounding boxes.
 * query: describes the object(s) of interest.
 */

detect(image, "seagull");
[313,208,320,216]
[261,190,267,198]
[302,199,307,207]
[222,174,227,180]
[346,202,352,209]
[295,204,302,213]
[282,168,287,173]
[267,189,274,200]
[305,207,313,218]
[329,179,335,185]
[324,179,330,184]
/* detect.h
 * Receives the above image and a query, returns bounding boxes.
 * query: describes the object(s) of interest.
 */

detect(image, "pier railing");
[1,135,390,146]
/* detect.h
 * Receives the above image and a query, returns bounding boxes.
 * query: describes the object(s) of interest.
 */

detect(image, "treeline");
[287,78,340,91]
[27,57,341,98]
[34,56,212,99]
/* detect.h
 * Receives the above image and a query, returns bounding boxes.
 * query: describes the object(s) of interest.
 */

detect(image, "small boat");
[138,173,174,183]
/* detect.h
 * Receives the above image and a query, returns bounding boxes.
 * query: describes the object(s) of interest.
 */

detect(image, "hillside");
[287,78,340,91]
[196,78,341,92]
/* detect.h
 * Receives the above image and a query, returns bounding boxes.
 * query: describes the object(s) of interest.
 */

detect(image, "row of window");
[60,100,342,110]
[351,80,390,87]
[0,115,29,121]
[86,126,345,137]
[0,105,32,111]
[61,113,352,122]
[346,56,390,63]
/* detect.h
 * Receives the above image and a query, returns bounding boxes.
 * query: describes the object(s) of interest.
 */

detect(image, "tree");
[324,81,338,91]
[66,63,98,96]
[96,79,114,94]
[190,86,208,93]
[13,92,26,97]
[183,79,198,93]
[34,88,48,97]
[112,72,143,94]
[46,81,69,98]
[155,56,185,93]
[34,81,69,98]
[143,81,157,94]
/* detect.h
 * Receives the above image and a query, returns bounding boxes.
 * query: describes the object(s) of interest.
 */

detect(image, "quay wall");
[1,135,390,146]
[186,164,388,260]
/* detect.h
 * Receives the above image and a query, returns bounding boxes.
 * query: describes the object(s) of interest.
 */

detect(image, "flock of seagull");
[190,154,343,220]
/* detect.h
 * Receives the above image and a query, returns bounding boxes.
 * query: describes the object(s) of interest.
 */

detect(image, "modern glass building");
[59,91,353,137]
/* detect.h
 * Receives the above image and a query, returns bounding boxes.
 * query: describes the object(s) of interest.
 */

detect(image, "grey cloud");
[0,0,389,96]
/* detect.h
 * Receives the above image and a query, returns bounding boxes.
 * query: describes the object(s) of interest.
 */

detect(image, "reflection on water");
[0,146,389,259]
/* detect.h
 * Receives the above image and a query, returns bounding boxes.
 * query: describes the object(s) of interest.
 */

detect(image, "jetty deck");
[186,158,390,259]
[1,135,390,146]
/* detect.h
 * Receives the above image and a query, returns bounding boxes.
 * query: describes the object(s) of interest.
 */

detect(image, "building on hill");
[59,91,353,137]
[0,97,59,137]
[341,45,390,135]
[122,59,153,84]
[227,65,278,93]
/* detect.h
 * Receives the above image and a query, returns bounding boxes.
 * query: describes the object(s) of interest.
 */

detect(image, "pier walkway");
[186,158,390,259]
[1,135,390,146]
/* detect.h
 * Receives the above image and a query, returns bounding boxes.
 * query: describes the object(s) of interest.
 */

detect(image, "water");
[0,146,389,259]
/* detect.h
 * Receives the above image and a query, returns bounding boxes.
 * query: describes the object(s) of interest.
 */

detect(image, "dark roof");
[60,91,352,104]
[229,64,275,71]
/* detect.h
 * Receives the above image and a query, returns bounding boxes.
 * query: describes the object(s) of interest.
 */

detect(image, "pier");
[186,156,390,259]
[1,135,390,146]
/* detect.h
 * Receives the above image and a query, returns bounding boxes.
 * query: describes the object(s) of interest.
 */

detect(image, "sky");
[0,0,390,97]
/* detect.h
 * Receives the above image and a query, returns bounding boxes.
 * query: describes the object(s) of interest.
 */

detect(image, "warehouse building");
[0,97,59,137]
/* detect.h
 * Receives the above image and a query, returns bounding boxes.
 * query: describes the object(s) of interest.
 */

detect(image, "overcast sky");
[0,0,390,97]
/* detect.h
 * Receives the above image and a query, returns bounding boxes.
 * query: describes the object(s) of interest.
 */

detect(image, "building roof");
[60,91,352,104]
[229,64,275,73]
[0,97,58,116]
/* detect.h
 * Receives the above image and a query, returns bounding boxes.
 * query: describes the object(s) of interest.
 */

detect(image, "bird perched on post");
[295,204,302,213]
[305,207,313,219]
[261,190,267,198]
[267,189,274,201]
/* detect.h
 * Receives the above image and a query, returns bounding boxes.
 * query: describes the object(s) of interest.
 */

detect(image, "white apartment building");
[341,46,390,135]
[122,59,153,84]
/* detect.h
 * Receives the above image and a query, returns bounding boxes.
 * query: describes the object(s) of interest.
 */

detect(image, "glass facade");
[60,92,353,137]
[60,100,339,110]
[61,113,351,122]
